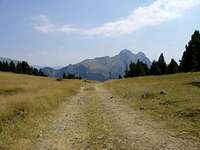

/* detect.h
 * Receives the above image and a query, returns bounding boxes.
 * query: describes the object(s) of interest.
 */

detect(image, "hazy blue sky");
[0,0,200,66]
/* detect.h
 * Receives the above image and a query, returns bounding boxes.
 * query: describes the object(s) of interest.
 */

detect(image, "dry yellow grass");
[104,72,200,140]
[0,72,82,149]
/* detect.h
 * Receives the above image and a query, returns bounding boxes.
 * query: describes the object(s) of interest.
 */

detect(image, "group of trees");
[124,60,150,77]
[0,61,45,76]
[124,54,179,78]
[124,30,200,78]
[180,30,200,72]
[63,73,82,80]
[150,54,179,75]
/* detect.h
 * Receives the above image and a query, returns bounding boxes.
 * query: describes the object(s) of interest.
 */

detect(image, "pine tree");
[9,61,16,72]
[157,53,167,74]
[32,68,39,75]
[39,69,45,76]
[3,62,9,71]
[16,62,23,73]
[63,73,66,79]
[180,30,200,72]
[140,61,150,75]
[167,59,179,74]
[118,75,122,79]
[124,69,129,78]
[135,60,148,76]
[21,61,30,74]
[0,61,2,71]
[150,61,162,75]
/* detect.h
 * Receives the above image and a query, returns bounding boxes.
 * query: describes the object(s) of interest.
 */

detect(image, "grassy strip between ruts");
[82,84,132,149]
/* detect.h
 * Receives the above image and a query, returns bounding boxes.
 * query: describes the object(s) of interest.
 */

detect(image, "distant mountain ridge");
[42,50,152,81]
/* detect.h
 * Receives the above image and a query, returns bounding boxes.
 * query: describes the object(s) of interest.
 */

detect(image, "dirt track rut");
[31,83,200,150]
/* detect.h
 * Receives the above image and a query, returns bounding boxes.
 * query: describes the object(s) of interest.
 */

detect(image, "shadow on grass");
[0,88,24,96]
[176,108,200,119]
[188,81,200,88]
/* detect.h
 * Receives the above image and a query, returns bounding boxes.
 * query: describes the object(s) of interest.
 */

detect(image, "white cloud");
[33,0,200,37]
[33,15,81,33]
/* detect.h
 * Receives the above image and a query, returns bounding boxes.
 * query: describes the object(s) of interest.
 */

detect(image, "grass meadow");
[0,72,82,149]
[104,72,200,139]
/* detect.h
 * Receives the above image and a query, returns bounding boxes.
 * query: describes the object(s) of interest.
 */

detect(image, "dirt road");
[31,83,200,150]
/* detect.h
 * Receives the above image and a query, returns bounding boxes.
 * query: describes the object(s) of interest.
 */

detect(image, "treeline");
[0,61,45,76]
[124,30,200,78]
[63,73,82,80]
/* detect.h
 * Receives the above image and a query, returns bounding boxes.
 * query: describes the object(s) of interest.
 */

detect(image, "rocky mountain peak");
[119,49,133,56]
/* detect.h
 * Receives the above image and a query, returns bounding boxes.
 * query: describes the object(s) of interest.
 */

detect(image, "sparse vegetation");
[63,73,82,80]
[0,72,82,149]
